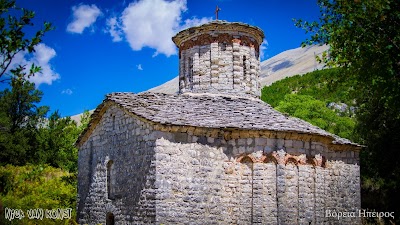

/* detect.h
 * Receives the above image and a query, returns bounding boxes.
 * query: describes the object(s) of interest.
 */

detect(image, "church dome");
[172,21,265,98]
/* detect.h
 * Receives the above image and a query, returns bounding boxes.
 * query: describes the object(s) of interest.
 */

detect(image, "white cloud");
[179,17,212,31]
[6,51,27,72]
[67,4,102,34]
[105,17,123,42]
[260,39,268,60]
[5,44,60,87]
[107,0,211,57]
[136,64,143,71]
[62,89,73,95]
[120,0,185,57]
[28,44,60,86]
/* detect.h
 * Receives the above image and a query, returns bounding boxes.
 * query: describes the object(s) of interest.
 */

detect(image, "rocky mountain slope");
[260,45,328,85]
[147,44,329,94]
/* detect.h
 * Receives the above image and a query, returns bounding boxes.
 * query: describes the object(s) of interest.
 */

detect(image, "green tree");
[36,112,78,171]
[0,77,48,165]
[275,94,355,140]
[0,0,53,166]
[0,0,52,82]
[78,110,91,132]
[261,68,356,110]
[36,110,90,172]
[295,0,400,222]
[0,2,83,223]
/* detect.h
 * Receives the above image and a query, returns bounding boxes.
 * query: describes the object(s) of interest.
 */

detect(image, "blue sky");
[6,0,321,117]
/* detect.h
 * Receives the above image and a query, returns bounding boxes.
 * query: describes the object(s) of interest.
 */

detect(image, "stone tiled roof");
[79,92,360,147]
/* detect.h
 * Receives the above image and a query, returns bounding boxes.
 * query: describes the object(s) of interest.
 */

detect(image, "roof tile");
[99,92,359,146]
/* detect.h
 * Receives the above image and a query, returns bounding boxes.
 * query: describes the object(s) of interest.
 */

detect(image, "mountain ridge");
[147,44,329,94]
[71,45,329,120]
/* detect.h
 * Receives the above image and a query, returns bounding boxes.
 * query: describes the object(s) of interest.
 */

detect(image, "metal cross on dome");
[215,6,221,20]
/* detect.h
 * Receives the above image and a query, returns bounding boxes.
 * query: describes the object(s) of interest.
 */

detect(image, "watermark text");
[325,209,394,220]
[4,208,72,221]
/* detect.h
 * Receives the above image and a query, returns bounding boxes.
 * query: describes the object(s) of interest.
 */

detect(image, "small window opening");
[188,57,194,87]
[221,43,227,51]
[106,212,115,225]
[243,56,247,81]
[107,160,114,199]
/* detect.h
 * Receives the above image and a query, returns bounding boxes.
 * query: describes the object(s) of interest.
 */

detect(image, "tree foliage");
[0,78,90,172]
[275,94,355,140]
[0,78,48,165]
[295,0,400,222]
[36,110,90,172]
[0,0,87,172]
[261,68,356,109]
[0,1,90,224]
[0,0,52,82]
[261,68,357,140]
[0,164,77,224]
[37,112,78,172]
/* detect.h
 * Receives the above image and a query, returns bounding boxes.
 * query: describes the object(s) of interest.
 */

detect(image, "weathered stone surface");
[78,106,361,224]
[77,20,362,225]
[172,21,264,99]
[77,106,157,224]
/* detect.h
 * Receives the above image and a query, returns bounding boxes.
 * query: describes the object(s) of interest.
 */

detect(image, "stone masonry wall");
[77,105,158,224]
[78,105,361,224]
[155,133,361,225]
[179,32,261,98]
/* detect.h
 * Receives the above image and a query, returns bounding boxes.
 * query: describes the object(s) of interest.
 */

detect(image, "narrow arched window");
[107,160,114,199]
[221,43,227,51]
[189,57,194,83]
[243,56,247,81]
[106,212,115,225]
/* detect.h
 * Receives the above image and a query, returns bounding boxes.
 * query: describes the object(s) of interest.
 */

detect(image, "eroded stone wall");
[78,106,361,224]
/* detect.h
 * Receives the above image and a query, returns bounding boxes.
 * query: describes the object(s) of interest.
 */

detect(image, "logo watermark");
[325,209,395,220]
[4,208,72,221]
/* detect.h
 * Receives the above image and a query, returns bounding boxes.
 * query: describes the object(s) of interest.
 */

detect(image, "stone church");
[76,21,362,224]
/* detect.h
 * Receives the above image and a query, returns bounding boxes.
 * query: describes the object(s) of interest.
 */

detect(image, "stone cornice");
[172,21,265,48]
[177,33,261,55]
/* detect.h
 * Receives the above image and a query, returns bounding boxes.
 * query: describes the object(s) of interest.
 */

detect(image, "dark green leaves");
[0,0,53,81]
[295,0,400,222]
[261,68,357,141]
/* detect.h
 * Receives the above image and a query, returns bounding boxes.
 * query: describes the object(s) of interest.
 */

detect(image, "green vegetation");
[262,68,357,140]
[276,94,355,140]
[0,165,77,224]
[0,0,52,82]
[0,78,89,224]
[0,77,89,224]
[294,0,400,223]
[261,68,356,109]
[0,75,90,169]
[0,1,89,224]
[37,111,89,172]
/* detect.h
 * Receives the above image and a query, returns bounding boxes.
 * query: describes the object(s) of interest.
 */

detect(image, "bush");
[0,164,77,224]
